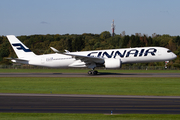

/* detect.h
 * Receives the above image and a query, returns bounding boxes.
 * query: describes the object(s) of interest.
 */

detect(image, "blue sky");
[1,0,180,36]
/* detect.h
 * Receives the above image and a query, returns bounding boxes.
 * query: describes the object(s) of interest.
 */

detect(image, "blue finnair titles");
[87,48,157,58]
[12,43,31,52]
[6,35,177,75]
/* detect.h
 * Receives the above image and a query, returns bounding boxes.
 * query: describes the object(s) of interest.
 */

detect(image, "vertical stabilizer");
[6,35,36,58]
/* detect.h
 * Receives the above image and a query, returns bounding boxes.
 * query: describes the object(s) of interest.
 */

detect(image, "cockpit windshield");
[167,50,172,53]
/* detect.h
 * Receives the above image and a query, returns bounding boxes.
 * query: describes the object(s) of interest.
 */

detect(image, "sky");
[1,0,180,36]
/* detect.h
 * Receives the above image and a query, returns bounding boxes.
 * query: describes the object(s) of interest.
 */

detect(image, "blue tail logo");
[12,43,31,52]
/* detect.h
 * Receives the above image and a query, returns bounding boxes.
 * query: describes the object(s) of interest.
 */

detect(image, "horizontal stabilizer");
[6,58,29,62]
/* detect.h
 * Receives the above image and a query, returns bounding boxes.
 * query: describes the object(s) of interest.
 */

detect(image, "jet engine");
[104,59,122,69]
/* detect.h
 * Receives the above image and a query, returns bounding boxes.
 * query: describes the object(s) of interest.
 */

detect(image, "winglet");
[65,50,70,53]
[50,47,60,53]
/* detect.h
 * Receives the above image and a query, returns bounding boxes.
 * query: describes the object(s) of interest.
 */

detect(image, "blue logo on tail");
[12,43,31,52]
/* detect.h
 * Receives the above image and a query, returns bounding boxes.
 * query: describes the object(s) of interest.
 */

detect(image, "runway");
[0,93,180,114]
[0,72,180,114]
[0,72,180,77]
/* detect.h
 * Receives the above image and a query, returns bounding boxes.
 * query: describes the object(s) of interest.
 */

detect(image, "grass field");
[0,68,180,73]
[0,77,180,96]
[0,69,180,118]
[0,113,180,120]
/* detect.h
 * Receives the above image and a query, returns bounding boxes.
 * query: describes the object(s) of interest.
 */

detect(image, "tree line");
[0,31,180,68]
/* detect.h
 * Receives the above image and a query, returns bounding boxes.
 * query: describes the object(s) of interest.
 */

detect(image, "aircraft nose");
[172,53,177,59]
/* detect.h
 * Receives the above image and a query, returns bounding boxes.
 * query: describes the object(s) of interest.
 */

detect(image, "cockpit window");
[167,50,172,53]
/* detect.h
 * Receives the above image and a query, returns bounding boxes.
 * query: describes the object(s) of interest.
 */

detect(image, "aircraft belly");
[29,59,74,68]
[121,56,158,64]
[45,59,74,67]
[68,60,86,67]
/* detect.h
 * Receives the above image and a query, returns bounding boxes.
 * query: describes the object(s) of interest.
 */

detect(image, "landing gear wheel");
[88,71,92,75]
[88,70,98,75]
[93,70,98,75]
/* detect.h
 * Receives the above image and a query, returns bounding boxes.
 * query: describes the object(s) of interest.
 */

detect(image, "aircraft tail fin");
[6,35,36,58]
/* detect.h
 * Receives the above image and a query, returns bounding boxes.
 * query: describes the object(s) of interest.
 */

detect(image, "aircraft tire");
[88,70,98,75]
[88,71,92,75]
[93,70,98,75]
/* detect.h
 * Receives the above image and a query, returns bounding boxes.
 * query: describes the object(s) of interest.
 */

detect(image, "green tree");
[0,42,10,63]
[122,35,130,48]
[174,36,180,46]
[100,31,111,39]
[64,37,72,52]
[72,36,84,51]
[147,36,153,46]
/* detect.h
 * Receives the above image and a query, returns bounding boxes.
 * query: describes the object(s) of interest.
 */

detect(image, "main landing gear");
[88,70,98,75]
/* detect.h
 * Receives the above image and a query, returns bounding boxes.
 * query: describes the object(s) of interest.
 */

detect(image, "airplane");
[6,35,177,75]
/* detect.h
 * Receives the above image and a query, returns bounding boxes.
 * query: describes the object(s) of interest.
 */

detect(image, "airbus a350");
[6,35,177,75]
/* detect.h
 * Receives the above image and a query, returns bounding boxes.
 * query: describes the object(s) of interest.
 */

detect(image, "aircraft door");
[158,49,161,56]
[41,57,45,64]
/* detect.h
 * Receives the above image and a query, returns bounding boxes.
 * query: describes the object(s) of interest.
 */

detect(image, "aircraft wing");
[50,47,70,53]
[65,53,104,64]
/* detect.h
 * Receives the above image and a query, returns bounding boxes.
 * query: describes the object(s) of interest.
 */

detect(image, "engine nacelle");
[104,59,122,69]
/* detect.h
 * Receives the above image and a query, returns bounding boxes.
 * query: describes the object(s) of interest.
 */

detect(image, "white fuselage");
[25,47,176,68]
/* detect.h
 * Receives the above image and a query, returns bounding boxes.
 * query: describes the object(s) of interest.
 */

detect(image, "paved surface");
[0,93,180,114]
[0,72,180,114]
[0,72,180,77]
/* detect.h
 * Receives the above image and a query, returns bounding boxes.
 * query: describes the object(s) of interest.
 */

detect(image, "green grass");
[0,77,180,96]
[0,113,180,120]
[0,68,180,73]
